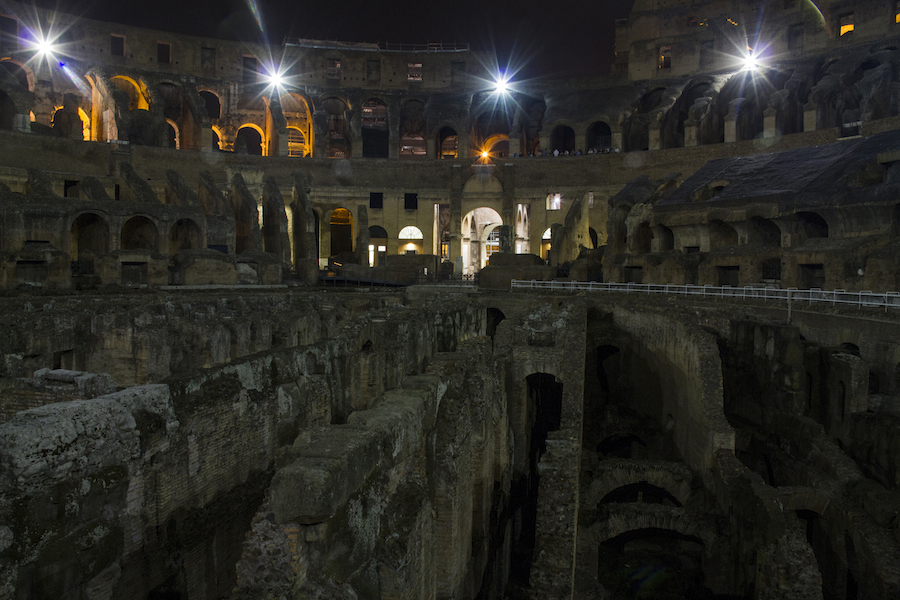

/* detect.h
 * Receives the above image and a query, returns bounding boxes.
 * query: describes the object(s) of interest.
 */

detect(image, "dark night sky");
[40,0,634,78]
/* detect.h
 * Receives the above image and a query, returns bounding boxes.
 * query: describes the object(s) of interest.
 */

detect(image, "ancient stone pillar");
[611,131,623,151]
[684,118,699,146]
[803,102,817,132]
[648,122,662,150]
[763,107,777,138]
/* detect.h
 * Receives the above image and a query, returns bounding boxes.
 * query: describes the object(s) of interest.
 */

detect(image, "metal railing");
[509,280,900,312]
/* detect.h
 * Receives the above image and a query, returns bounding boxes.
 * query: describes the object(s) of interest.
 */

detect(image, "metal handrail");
[509,280,900,312]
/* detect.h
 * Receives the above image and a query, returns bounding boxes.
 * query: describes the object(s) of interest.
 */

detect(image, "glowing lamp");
[263,68,285,88]
[33,37,58,57]
[493,74,511,95]
[743,54,760,71]
[481,150,489,158]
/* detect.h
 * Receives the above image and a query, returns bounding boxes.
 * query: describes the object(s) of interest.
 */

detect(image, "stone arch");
[322,96,350,158]
[0,59,34,91]
[361,97,388,158]
[461,206,503,274]
[70,212,109,260]
[708,219,738,250]
[660,80,711,149]
[198,89,220,120]
[582,504,719,550]
[586,120,612,150]
[330,208,353,256]
[437,125,459,159]
[656,224,675,251]
[623,87,666,151]
[235,124,264,155]
[632,221,653,254]
[165,118,179,149]
[471,105,511,157]
[549,124,576,153]
[121,216,159,251]
[155,81,201,149]
[51,105,91,140]
[168,218,202,254]
[281,92,312,157]
[400,98,426,159]
[747,216,782,247]
[211,126,223,150]
[110,75,149,111]
[481,133,509,158]
[795,211,829,241]
[583,460,694,507]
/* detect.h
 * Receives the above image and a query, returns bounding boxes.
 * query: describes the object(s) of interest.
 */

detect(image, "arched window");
[199,90,220,119]
[398,226,424,239]
[168,219,202,254]
[439,126,458,159]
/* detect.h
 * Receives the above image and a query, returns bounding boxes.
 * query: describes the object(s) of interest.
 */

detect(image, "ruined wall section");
[606,302,733,475]
[232,335,512,599]
[0,292,483,600]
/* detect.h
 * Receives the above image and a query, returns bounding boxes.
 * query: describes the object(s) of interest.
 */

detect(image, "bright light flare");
[742,54,760,71]
[493,74,511,95]
[33,37,59,57]
[481,150,489,158]
[261,67,286,91]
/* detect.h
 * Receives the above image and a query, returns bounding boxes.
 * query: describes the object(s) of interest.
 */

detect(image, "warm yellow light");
[840,23,854,36]
[481,150,489,158]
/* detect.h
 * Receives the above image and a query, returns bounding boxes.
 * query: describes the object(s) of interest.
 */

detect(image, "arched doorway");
[235,125,263,155]
[550,125,576,154]
[121,216,158,251]
[168,219,202,254]
[70,213,109,261]
[330,208,353,256]
[461,207,502,274]
[281,92,312,157]
[586,121,612,151]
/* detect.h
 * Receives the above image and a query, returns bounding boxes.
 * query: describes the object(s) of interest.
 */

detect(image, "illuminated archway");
[235,124,264,155]
[462,207,502,274]
[198,90,221,120]
[211,125,224,150]
[281,92,312,157]
[481,133,509,159]
[398,225,424,254]
[165,119,179,149]
[438,126,458,159]
[51,106,91,140]
[110,75,149,111]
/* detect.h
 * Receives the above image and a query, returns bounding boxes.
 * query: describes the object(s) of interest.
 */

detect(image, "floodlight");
[742,54,760,71]
[481,150,489,158]
[33,37,58,57]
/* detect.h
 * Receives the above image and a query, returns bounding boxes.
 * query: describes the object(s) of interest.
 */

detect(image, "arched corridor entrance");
[462,207,502,275]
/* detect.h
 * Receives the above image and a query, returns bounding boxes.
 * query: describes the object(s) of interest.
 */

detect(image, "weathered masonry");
[2,288,900,599]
